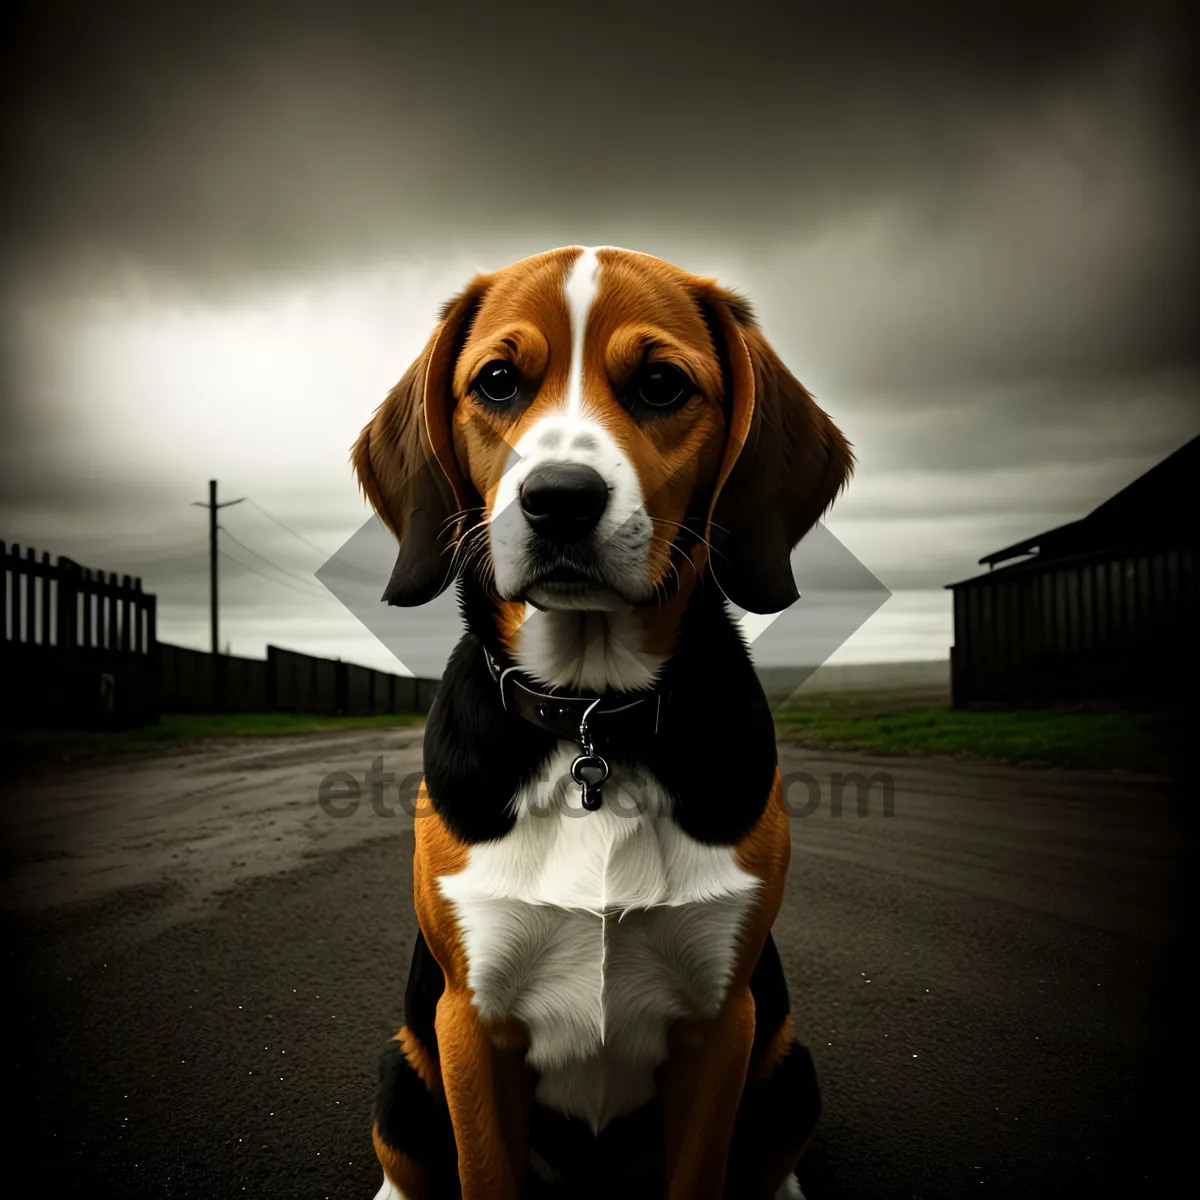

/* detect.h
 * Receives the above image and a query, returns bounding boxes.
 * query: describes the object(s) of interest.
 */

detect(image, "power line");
[136,549,212,571]
[218,549,325,600]
[79,535,212,558]
[243,497,331,558]
[83,546,211,573]
[217,549,339,603]
[218,526,329,595]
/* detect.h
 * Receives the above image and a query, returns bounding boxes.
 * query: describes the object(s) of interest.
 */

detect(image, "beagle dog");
[356,246,852,1200]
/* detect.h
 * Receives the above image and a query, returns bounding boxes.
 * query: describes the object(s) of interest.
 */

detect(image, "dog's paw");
[774,1174,806,1200]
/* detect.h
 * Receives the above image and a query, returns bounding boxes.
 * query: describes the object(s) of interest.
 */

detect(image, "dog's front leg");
[659,985,756,1200]
[434,986,522,1200]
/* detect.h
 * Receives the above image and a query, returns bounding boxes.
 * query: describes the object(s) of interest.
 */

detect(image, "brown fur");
[754,1013,797,1083]
[655,771,793,1198]
[357,248,847,1197]
[397,1026,443,1096]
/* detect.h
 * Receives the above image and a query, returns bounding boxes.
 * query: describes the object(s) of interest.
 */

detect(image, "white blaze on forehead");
[564,247,602,417]
[485,245,656,641]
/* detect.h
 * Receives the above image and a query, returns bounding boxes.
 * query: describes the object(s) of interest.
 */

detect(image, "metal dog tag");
[571,752,609,811]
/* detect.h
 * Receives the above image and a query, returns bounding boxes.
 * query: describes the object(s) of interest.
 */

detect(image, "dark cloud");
[2,0,1192,289]
[0,0,1195,664]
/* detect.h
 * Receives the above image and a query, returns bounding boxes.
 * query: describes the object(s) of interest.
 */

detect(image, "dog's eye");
[632,362,692,411]
[474,360,520,404]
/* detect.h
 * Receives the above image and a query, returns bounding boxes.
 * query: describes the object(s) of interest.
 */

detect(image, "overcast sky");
[1,0,1195,671]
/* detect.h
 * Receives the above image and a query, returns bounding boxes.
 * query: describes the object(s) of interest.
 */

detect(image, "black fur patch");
[421,617,553,843]
[528,1099,663,1198]
[373,1037,458,1188]
[423,580,778,845]
[728,1039,821,1193]
[404,929,446,1057]
[648,583,779,843]
[749,933,792,1068]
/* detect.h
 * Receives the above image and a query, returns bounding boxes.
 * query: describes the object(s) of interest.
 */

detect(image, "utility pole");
[193,480,244,655]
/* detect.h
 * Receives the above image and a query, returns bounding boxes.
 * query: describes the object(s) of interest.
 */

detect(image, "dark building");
[946,435,1198,709]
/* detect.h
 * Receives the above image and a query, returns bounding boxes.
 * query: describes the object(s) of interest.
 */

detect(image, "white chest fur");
[436,744,760,1133]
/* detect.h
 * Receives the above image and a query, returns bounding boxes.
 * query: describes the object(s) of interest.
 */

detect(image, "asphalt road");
[3,731,1193,1199]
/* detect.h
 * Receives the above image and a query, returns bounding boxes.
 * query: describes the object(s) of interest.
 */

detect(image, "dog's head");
[354,246,852,687]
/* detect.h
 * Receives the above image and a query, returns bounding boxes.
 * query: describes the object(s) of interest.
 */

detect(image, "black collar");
[481,646,668,811]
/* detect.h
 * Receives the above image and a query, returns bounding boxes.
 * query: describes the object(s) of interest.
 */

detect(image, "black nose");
[519,464,608,544]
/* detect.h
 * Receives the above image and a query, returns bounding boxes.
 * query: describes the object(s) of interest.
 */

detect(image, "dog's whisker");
[438,506,485,541]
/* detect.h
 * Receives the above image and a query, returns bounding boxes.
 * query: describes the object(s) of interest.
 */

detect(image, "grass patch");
[7,701,1181,775]
[773,702,1184,774]
[5,711,425,764]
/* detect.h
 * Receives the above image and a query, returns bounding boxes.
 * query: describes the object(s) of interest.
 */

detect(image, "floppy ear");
[352,276,492,606]
[700,283,854,615]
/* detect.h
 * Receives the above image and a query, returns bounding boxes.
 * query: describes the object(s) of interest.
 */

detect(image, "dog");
[356,246,852,1199]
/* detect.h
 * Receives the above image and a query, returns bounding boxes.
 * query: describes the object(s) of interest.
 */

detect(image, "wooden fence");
[1,540,158,727]
[157,642,269,714]
[157,643,440,717]
[2,540,440,728]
